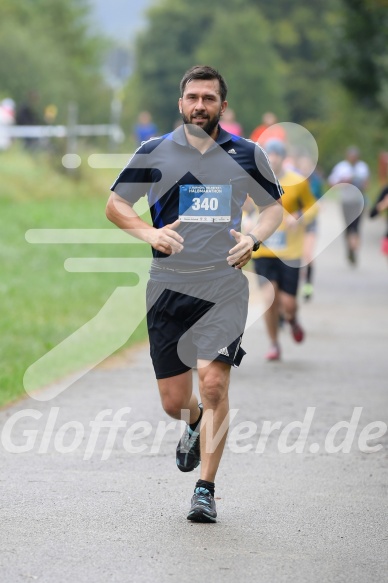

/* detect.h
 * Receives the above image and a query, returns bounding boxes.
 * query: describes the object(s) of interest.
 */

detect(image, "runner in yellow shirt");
[247,139,318,360]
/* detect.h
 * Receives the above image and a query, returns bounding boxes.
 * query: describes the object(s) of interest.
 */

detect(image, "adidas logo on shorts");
[218,347,229,356]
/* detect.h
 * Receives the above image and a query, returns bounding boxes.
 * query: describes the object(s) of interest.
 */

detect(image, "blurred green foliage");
[194,7,287,134]
[0,0,387,167]
[123,0,388,170]
[334,0,388,115]
[130,0,287,133]
[0,0,111,123]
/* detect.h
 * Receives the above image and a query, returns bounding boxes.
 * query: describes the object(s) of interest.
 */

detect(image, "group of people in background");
[0,90,57,151]
[3,99,387,361]
[130,107,388,362]
[219,110,386,361]
[243,138,318,361]
[107,64,388,526]
[327,146,369,265]
[132,107,388,363]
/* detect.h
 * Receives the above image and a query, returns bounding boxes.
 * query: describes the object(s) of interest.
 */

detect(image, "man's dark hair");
[180,65,228,102]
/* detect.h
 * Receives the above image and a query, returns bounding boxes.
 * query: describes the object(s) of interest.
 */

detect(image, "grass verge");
[0,145,150,407]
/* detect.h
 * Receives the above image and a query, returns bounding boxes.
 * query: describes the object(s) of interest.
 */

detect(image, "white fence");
[3,124,124,141]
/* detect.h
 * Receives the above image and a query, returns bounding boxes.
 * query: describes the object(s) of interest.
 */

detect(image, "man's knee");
[281,292,297,317]
[199,366,229,407]
[160,394,186,418]
[158,372,192,419]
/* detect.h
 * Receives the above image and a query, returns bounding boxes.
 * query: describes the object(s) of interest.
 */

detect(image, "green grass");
[0,146,150,407]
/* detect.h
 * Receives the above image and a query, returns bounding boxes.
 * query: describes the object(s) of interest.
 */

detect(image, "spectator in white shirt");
[328,146,369,265]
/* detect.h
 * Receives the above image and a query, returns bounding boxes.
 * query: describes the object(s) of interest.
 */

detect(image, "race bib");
[179,184,231,222]
[263,230,286,251]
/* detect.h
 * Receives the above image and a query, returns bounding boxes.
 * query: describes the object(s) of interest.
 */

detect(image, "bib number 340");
[179,184,231,222]
[191,197,219,211]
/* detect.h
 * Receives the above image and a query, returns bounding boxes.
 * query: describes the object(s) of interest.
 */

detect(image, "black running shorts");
[253,257,301,296]
[146,270,248,379]
[342,201,363,235]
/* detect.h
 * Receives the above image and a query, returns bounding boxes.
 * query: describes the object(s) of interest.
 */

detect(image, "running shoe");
[302,283,314,301]
[290,319,304,343]
[265,345,281,361]
[187,487,217,523]
[176,404,202,472]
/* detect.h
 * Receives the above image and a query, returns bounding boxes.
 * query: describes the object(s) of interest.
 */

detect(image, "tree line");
[127,0,388,169]
[0,0,387,168]
[0,0,111,124]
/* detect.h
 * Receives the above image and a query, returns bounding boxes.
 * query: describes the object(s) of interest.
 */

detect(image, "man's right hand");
[150,219,184,255]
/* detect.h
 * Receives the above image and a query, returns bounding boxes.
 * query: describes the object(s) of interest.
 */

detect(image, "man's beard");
[181,111,221,137]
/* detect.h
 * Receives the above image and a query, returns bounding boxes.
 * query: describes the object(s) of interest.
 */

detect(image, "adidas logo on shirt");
[227,148,237,155]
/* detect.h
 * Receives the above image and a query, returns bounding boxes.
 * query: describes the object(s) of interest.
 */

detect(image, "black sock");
[196,479,215,497]
[189,405,203,432]
[306,263,313,284]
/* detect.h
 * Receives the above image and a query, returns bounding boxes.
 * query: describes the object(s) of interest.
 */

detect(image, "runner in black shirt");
[106,65,283,522]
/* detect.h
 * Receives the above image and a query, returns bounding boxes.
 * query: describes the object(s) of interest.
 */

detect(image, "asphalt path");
[0,202,387,582]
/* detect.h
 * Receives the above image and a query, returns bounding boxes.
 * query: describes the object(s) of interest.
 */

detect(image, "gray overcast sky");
[88,0,155,41]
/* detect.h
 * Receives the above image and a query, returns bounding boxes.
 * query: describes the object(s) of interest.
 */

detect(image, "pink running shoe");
[265,345,281,361]
[290,320,304,343]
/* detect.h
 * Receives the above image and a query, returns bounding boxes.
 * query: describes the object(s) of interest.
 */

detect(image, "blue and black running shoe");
[176,404,202,472]
[187,487,217,523]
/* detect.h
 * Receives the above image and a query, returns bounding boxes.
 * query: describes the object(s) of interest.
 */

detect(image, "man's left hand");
[227,230,253,269]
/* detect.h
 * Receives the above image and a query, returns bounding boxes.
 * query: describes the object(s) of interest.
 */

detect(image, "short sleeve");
[357,161,370,181]
[249,144,283,207]
[111,143,153,204]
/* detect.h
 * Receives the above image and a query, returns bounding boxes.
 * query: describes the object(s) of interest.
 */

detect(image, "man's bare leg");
[197,359,231,483]
[280,290,297,323]
[263,285,280,345]
[280,289,305,343]
[261,281,281,358]
[185,359,231,523]
[157,370,201,423]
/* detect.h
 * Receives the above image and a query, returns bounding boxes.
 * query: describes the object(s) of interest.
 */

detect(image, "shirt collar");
[170,124,233,148]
